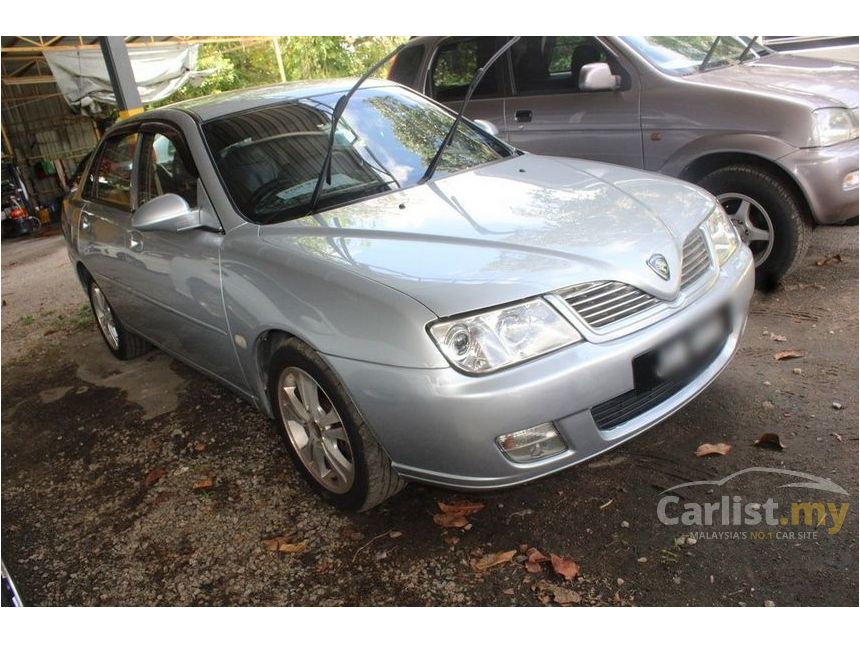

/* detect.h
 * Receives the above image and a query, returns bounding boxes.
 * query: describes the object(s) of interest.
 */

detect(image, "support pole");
[272,37,287,83]
[99,37,143,120]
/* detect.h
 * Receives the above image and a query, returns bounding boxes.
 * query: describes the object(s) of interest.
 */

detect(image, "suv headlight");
[705,205,738,266]
[429,298,581,374]
[812,107,859,147]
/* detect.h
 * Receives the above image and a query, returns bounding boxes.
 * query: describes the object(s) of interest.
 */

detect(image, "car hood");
[689,54,859,108]
[260,155,717,317]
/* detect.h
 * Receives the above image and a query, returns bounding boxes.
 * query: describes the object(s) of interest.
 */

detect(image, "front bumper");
[327,246,755,490]
[779,139,859,224]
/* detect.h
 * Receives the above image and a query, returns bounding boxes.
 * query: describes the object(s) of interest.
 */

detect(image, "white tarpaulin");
[43,44,212,111]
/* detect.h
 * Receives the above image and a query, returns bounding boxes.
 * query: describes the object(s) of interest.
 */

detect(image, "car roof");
[146,78,401,122]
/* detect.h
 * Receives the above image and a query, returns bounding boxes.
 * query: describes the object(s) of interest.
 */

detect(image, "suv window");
[138,131,198,207]
[430,37,503,102]
[388,44,425,86]
[512,36,613,94]
[91,132,138,208]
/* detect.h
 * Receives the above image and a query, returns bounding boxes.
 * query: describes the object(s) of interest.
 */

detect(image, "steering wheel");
[248,177,304,216]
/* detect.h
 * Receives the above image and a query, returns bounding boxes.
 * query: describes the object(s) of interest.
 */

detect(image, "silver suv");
[391,36,859,287]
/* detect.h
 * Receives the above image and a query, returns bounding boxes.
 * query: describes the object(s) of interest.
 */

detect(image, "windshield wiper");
[699,36,723,72]
[307,43,406,214]
[738,36,758,62]
[418,36,520,185]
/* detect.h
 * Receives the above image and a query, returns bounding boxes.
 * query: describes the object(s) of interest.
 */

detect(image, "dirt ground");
[1,225,857,606]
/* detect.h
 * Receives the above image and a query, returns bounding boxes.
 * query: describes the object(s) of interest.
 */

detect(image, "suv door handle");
[515,109,533,123]
[80,211,92,231]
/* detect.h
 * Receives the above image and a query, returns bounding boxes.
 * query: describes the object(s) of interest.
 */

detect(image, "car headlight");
[429,298,581,374]
[811,107,859,147]
[705,205,738,266]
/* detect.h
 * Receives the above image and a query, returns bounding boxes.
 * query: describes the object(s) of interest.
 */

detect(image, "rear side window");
[512,36,614,94]
[90,132,138,209]
[388,44,425,86]
[430,37,503,102]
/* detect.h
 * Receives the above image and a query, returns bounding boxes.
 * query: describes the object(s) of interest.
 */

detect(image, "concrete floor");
[1,226,857,606]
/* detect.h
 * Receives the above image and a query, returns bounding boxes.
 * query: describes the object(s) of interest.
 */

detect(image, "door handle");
[515,109,533,123]
[80,211,92,232]
[128,231,144,253]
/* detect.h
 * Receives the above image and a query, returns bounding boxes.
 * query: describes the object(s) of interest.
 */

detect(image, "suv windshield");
[621,37,771,75]
[203,85,512,224]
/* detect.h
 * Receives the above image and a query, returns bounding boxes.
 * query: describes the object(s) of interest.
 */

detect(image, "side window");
[512,36,616,95]
[388,44,425,86]
[138,131,198,207]
[92,132,138,208]
[430,37,503,102]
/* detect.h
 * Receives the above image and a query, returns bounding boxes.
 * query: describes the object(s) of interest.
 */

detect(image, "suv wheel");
[698,164,813,289]
[267,338,405,511]
[88,280,152,360]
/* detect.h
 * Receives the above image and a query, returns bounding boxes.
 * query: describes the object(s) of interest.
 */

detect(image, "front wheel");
[268,338,405,511]
[698,165,813,290]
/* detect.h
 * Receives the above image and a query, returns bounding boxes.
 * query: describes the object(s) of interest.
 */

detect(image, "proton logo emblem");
[647,253,671,281]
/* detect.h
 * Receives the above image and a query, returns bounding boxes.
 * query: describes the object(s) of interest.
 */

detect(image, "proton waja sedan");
[65,78,753,510]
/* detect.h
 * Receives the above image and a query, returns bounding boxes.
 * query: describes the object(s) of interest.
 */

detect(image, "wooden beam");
[0,36,269,53]
[1,75,56,86]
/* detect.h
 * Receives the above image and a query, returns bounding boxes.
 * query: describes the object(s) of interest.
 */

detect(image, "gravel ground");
[1,225,857,606]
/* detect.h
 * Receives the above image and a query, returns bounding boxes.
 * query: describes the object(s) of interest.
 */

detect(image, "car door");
[427,36,509,138]
[119,123,246,386]
[76,128,142,320]
[504,36,644,167]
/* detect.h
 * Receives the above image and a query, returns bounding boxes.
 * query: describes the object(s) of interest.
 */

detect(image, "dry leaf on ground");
[474,550,516,571]
[433,513,469,528]
[550,554,581,581]
[144,467,166,487]
[755,432,785,450]
[437,501,485,515]
[525,547,550,573]
[262,537,306,554]
[192,477,214,489]
[536,581,582,606]
[695,442,732,457]
[816,253,842,266]
[774,350,803,361]
[768,333,787,342]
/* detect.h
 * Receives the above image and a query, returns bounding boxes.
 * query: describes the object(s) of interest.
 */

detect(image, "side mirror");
[132,193,219,233]
[473,119,500,137]
[579,62,621,92]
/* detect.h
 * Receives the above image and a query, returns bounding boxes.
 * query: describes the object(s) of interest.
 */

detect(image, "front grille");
[562,230,713,331]
[680,231,710,289]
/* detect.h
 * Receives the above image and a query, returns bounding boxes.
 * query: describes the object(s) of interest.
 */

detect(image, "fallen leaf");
[815,253,842,267]
[550,553,580,581]
[389,531,403,538]
[695,442,732,457]
[831,432,843,442]
[433,513,469,528]
[144,467,166,487]
[262,537,306,554]
[774,350,803,361]
[525,547,550,573]
[193,442,206,453]
[192,477,214,489]
[473,550,516,571]
[502,588,515,596]
[755,432,785,451]
[769,332,788,342]
[437,501,485,516]
[536,581,582,606]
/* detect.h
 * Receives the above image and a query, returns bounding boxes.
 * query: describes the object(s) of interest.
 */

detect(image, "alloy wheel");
[91,284,119,350]
[717,192,775,267]
[277,367,355,494]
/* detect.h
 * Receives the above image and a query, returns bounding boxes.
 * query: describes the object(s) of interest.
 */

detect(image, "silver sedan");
[65,79,754,510]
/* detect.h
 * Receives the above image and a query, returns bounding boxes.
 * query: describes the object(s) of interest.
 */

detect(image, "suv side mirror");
[579,62,621,92]
[132,193,220,233]
[473,119,500,137]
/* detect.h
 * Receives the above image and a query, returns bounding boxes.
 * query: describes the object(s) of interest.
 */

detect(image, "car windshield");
[203,85,513,224]
[621,37,771,75]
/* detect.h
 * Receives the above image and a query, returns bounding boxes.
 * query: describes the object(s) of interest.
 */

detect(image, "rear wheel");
[87,280,152,360]
[698,165,813,290]
[268,338,404,511]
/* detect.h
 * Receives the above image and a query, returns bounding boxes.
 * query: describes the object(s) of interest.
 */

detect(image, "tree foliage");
[153,36,407,108]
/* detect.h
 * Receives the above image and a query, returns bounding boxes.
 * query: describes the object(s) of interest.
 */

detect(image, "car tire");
[267,338,405,511]
[698,164,813,290]
[87,279,152,360]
